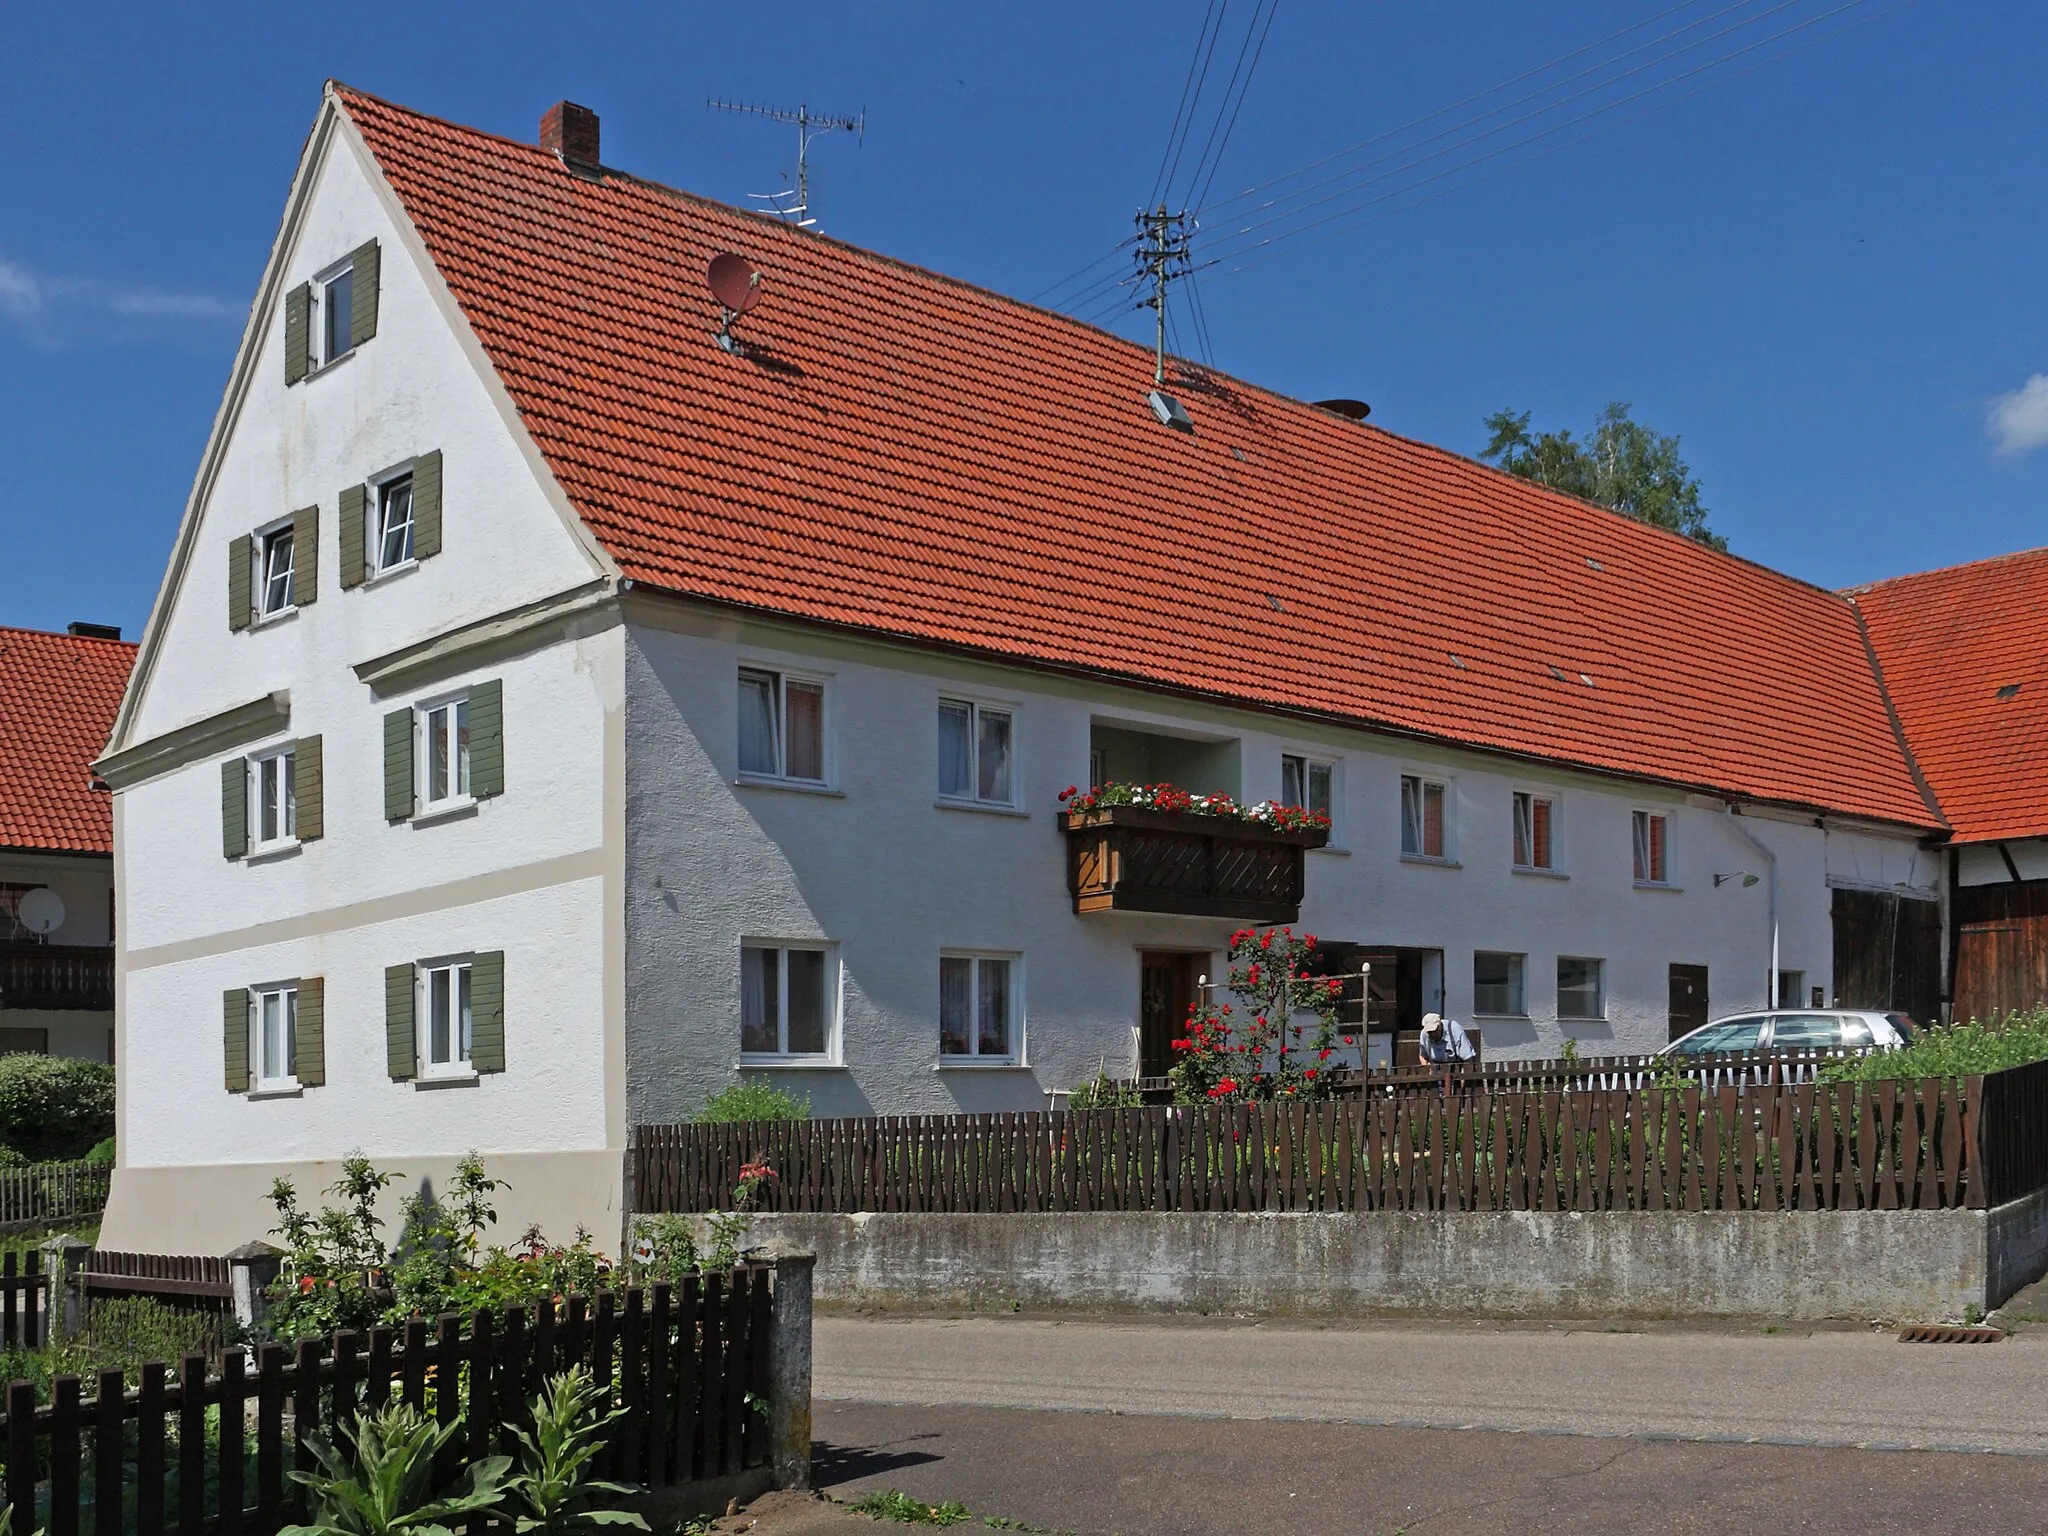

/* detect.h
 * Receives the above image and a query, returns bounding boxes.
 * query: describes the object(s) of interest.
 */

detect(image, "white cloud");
[0,254,235,340]
[1988,374,2048,458]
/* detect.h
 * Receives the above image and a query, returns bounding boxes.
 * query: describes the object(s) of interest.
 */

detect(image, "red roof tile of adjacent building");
[337,87,1940,829]
[1851,547,2048,844]
[0,627,135,855]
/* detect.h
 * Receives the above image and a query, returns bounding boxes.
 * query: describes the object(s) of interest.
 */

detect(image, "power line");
[1148,0,1224,211]
[1179,0,1282,213]
[1158,2,1235,212]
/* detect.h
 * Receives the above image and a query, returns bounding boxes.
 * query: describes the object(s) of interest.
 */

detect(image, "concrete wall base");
[716,1195,2048,1323]
[101,1150,625,1256]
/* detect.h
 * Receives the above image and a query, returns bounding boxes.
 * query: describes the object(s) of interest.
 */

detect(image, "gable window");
[258,526,297,616]
[374,474,415,575]
[422,697,471,809]
[940,953,1018,1061]
[252,983,298,1089]
[1513,792,1556,871]
[1281,755,1334,823]
[939,699,1013,806]
[740,943,835,1060]
[318,266,354,367]
[1473,951,1525,1016]
[738,669,826,783]
[1632,810,1670,885]
[1557,956,1604,1020]
[252,747,297,848]
[420,959,473,1076]
[1400,774,1448,859]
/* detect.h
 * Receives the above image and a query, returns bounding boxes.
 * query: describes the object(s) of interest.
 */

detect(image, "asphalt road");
[806,1315,2048,1533]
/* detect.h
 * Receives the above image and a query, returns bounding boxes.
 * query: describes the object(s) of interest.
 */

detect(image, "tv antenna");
[1133,205,1194,386]
[706,252,765,352]
[707,99,865,230]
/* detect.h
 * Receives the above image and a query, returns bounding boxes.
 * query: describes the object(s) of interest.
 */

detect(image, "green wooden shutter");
[412,450,443,559]
[284,283,312,384]
[228,534,253,631]
[295,976,326,1087]
[293,735,324,842]
[386,963,417,1080]
[223,989,250,1093]
[350,241,380,347]
[339,484,367,589]
[221,759,249,859]
[470,951,505,1073]
[469,680,504,799]
[291,505,319,605]
[384,709,415,821]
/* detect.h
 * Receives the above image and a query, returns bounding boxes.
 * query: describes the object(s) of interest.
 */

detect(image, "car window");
[1674,1018,1763,1055]
[1765,1014,1843,1050]
[1885,1013,1916,1043]
[1839,1019,1874,1049]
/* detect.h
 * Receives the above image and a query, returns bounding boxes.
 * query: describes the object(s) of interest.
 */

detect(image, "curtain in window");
[786,948,827,1053]
[456,966,473,1062]
[1557,958,1602,1019]
[738,672,780,776]
[939,956,972,1054]
[1513,795,1531,867]
[977,958,1011,1056]
[741,946,778,1054]
[1307,762,1332,819]
[978,710,1012,803]
[1282,757,1304,808]
[784,681,825,780]
[1531,797,1552,868]
[938,703,972,798]
[1633,813,1665,882]
[1401,778,1423,855]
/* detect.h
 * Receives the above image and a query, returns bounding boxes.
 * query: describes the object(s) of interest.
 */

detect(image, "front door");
[1138,951,1205,1079]
[1668,963,1709,1041]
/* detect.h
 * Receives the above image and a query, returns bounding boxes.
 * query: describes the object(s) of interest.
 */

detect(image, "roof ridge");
[1845,541,2048,596]
[0,625,137,649]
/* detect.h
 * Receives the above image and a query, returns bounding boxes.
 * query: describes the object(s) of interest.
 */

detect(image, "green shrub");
[1818,1011,2048,1083]
[83,1136,115,1166]
[692,1081,809,1123]
[0,1056,115,1162]
[1066,1070,1143,1109]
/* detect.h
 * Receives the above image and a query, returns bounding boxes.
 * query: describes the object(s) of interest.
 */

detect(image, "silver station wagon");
[1660,1009,1915,1058]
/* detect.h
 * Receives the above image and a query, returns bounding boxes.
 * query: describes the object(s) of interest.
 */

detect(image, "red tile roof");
[0,627,135,855]
[338,88,1940,829]
[1851,547,2048,844]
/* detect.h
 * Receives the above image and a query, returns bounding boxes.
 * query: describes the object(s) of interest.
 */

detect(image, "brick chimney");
[540,101,600,170]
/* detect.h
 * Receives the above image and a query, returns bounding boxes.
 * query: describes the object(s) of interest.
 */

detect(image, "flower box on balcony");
[1060,805,1329,922]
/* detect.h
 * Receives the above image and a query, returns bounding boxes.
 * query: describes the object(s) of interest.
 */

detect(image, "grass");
[0,1217,101,1263]
[0,1295,222,1400]
[1818,1011,2048,1083]
[848,1491,976,1526]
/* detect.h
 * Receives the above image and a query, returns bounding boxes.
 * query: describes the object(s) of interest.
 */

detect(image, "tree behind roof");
[1480,402,1726,552]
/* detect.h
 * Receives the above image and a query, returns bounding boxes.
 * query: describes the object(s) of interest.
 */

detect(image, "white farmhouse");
[98,88,1955,1253]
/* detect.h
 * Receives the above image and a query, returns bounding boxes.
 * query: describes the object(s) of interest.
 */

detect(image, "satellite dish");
[707,253,764,316]
[1314,398,1371,422]
[18,888,64,937]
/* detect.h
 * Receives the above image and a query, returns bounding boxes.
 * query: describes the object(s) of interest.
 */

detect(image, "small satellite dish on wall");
[18,888,65,937]
[707,253,764,351]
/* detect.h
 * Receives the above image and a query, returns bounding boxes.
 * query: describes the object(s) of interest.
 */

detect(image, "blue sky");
[2,1,2042,639]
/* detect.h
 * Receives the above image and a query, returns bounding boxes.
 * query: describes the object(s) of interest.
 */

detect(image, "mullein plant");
[280,1402,510,1536]
[500,1369,650,1535]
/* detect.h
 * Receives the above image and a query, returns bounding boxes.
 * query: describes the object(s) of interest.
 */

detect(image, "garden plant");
[1168,927,1351,1103]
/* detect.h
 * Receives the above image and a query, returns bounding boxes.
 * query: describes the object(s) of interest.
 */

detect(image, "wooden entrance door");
[1139,951,1205,1079]
[1668,963,1709,1041]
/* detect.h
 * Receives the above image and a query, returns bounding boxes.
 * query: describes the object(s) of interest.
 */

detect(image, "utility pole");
[708,99,865,229]
[1133,205,1193,386]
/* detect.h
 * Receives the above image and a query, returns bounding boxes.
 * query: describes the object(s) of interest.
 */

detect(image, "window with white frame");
[737,669,826,783]
[1632,810,1670,884]
[312,263,354,368]
[251,983,297,1088]
[421,696,471,808]
[1473,951,1525,1016]
[1281,754,1334,824]
[420,959,472,1075]
[938,699,1014,806]
[251,747,297,848]
[373,473,415,575]
[1513,791,1556,871]
[1400,774,1448,859]
[257,525,297,616]
[740,943,834,1059]
[1557,956,1605,1020]
[940,952,1018,1060]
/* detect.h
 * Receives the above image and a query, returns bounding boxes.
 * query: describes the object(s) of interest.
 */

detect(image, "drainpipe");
[1726,805,1779,1008]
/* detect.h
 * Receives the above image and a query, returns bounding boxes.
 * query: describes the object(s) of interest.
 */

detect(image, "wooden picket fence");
[0,1161,111,1231]
[1,1250,46,1348]
[1,1266,779,1536]
[636,1072,2026,1215]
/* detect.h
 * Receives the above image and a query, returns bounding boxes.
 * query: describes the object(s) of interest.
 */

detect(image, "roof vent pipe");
[540,102,601,170]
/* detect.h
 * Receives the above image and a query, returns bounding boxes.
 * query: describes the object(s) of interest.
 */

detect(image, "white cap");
[1420,1012,1443,1033]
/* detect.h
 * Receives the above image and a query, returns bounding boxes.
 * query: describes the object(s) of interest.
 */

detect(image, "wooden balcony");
[0,942,114,1012]
[1062,806,1328,922]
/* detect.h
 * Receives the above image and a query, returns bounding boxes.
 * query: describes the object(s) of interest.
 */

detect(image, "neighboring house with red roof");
[0,622,134,1063]
[94,87,1956,1252]
[1851,549,2048,1025]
